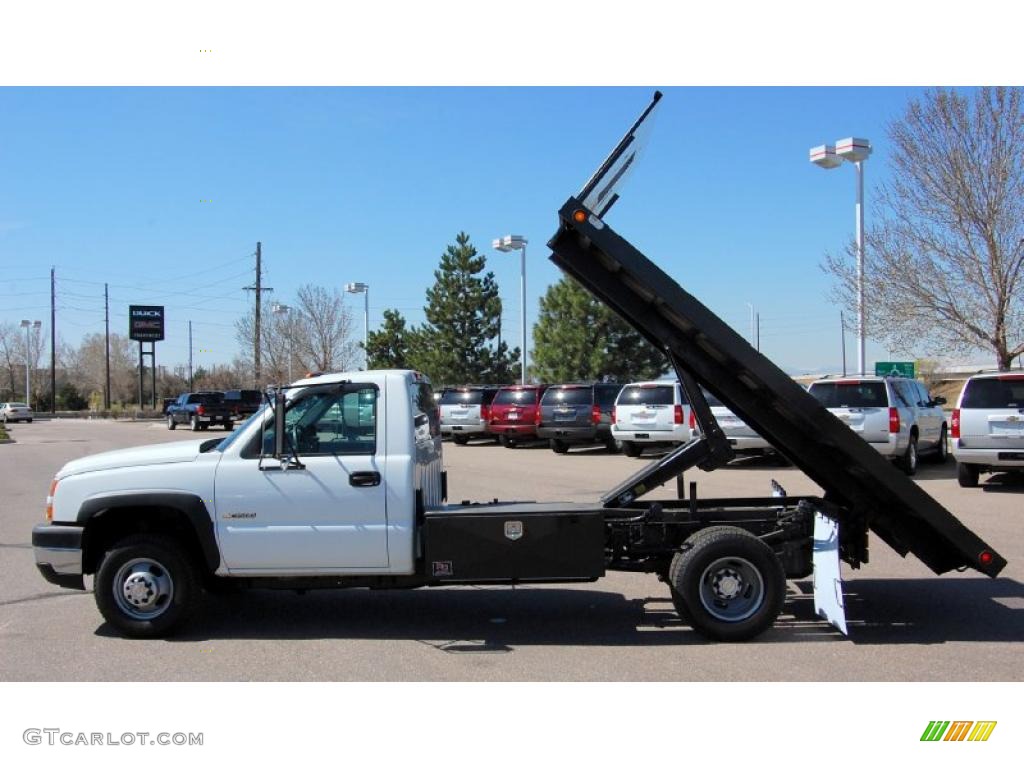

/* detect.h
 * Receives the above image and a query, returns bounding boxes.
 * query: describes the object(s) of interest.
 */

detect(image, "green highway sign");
[875,361,916,378]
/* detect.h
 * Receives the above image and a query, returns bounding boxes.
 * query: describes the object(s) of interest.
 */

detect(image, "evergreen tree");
[532,275,666,383]
[366,309,415,369]
[415,232,519,385]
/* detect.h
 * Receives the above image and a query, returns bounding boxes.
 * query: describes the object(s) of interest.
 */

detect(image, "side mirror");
[273,390,286,458]
[933,396,947,406]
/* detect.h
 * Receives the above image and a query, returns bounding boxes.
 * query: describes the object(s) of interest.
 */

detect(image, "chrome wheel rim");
[112,557,174,620]
[698,556,764,623]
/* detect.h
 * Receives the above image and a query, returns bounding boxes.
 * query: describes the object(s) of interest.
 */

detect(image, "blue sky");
[1,86,934,374]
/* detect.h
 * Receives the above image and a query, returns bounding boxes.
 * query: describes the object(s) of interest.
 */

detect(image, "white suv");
[612,380,694,457]
[951,372,1024,487]
[807,375,948,475]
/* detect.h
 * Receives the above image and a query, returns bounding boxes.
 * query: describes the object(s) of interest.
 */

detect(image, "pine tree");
[532,275,666,383]
[366,309,415,369]
[415,232,519,385]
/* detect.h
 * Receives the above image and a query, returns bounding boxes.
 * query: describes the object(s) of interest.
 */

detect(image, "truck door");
[214,383,389,571]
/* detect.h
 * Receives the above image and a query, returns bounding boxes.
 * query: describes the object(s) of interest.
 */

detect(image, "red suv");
[488,384,548,448]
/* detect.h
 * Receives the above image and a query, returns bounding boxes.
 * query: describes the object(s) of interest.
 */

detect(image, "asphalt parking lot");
[1,418,1021,681]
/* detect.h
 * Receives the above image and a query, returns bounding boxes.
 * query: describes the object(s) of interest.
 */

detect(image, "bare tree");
[824,87,1024,370]
[294,284,358,373]
[0,322,19,400]
[63,332,138,405]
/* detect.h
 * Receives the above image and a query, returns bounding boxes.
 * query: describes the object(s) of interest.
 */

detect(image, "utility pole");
[188,320,194,390]
[50,267,56,414]
[104,283,111,409]
[243,242,273,387]
[755,312,760,352]
[840,311,847,376]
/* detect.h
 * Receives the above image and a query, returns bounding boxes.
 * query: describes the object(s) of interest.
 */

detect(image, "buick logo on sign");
[504,521,524,541]
[129,305,165,341]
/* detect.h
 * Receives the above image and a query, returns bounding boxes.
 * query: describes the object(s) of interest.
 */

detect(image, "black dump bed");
[546,92,1005,578]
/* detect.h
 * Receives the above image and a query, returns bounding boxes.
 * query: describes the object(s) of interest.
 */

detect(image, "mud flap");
[812,512,848,635]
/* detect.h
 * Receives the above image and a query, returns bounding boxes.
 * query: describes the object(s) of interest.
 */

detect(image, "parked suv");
[224,389,263,419]
[537,383,622,453]
[612,380,693,457]
[702,390,778,459]
[807,375,947,475]
[439,386,499,444]
[951,372,1024,487]
[488,384,548,448]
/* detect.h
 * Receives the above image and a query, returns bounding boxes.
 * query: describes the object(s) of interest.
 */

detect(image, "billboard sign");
[129,305,165,341]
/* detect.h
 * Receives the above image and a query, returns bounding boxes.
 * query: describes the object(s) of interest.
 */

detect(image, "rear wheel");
[499,434,515,448]
[452,435,469,445]
[957,462,980,488]
[898,434,918,475]
[605,438,619,453]
[190,415,200,432]
[224,421,234,431]
[94,534,202,638]
[621,441,641,458]
[167,415,176,430]
[550,439,569,454]
[669,527,785,642]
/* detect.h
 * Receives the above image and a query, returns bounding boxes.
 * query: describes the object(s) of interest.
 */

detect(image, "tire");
[957,462,980,488]
[26,418,32,423]
[499,434,515,449]
[668,526,785,642]
[94,534,202,638]
[928,425,948,463]
[550,439,569,454]
[452,435,469,445]
[898,433,918,475]
[224,421,234,431]
[621,440,641,458]
[190,415,200,432]
[605,439,619,454]
[167,414,176,431]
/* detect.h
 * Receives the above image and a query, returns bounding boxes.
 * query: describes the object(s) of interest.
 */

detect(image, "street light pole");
[810,137,872,375]
[344,283,370,370]
[493,235,528,385]
[272,303,293,381]
[20,320,41,406]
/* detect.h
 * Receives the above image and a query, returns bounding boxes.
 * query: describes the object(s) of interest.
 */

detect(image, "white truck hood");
[57,439,211,478]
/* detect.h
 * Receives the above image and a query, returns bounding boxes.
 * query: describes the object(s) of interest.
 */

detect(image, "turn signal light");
[572,209,587,223]
[45,478,58,522]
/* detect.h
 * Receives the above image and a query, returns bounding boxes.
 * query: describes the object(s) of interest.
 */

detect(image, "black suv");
[224,389,263,419]
[536,383,622,453]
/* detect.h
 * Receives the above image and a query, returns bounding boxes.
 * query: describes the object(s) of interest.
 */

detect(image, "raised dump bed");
[547,91,1005,579]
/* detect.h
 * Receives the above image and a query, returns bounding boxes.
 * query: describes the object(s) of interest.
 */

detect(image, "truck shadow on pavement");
[93,575,1022,647]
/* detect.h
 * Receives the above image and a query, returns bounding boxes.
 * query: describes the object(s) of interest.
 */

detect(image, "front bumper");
[32,524,85,590]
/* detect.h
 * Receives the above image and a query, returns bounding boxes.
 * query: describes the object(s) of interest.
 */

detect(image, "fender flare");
[77,492,220,571]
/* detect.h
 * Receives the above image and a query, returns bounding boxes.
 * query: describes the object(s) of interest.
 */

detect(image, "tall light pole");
[344,282,369,370]
[272,303,293,382]
[493,234,528,385]
[810,137,872,375]
[20,319,41,406]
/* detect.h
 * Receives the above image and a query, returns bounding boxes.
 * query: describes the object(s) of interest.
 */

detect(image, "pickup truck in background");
[165,392,234,431]
[224,389,263,419]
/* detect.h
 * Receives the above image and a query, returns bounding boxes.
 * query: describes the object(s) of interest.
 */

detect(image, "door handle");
[349,471,381,487]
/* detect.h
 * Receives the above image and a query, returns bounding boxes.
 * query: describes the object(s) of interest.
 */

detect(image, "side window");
[253,387,378,457]
[410,381,439,440]
[890,381,912,408]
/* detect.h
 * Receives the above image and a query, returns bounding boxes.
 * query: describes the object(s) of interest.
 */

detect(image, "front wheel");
[669,526,785,642]
[928,425,948,463]
[957,462,980,488]
[94,534,202,638]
